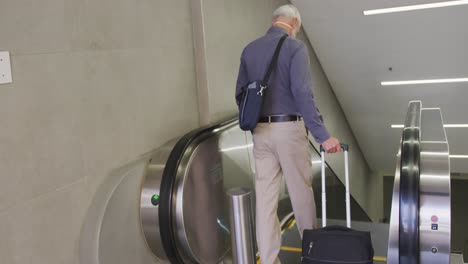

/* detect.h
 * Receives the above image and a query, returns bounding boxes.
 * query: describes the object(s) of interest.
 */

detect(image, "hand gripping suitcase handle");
[319,143,351,228]
[320,143,348,153]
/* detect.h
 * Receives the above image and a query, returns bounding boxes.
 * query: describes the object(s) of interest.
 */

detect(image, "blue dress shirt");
[236,26,330,143]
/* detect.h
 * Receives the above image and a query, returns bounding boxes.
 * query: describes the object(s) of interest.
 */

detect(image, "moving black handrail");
[159,118,372,263]
[399,101,421,264]
[158,117,237,264]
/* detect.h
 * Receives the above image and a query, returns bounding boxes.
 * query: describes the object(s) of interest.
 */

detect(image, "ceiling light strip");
[364,0,468,15]
[381,78,468,86]
[392,124,468,128]
[444,124,468,127]
[450,155,468,158]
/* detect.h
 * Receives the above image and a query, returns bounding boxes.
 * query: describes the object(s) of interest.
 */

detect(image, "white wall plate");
[0,51,13,84]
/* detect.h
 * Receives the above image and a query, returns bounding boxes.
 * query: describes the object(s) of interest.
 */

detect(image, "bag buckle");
[257,84,267,96]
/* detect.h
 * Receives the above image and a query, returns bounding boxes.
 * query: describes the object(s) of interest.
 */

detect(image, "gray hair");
[273,4,302,28]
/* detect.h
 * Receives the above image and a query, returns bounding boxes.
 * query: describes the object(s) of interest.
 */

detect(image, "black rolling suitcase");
[301,144,374,264]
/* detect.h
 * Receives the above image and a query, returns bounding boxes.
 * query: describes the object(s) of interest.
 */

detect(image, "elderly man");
[235,4,341,264]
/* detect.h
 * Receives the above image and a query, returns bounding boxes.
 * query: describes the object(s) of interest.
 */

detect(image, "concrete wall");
[368,172,387,222]
[202,0,286,123]
[196,0,373,217]
[0,1,198,263]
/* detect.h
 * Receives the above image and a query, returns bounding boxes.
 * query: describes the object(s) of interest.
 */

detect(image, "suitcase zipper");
[308,242,314,255]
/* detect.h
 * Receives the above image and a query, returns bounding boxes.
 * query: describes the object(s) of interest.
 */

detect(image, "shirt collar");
[267,26,289,35]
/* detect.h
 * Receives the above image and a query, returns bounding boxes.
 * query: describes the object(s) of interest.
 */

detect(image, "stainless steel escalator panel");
[172,135,230,263]
[419,108,451,264]
[140,119,268,263]
[140,139,178,260]
[171,121,257,263]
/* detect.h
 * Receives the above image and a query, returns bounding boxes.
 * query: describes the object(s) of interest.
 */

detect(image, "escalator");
[140,117,370,263]
[139,101,452,264]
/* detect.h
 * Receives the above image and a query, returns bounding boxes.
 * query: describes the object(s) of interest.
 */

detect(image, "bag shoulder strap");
[262,34,288,85]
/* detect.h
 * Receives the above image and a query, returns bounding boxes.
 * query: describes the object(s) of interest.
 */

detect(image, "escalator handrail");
[399,101,421,264]
[158,117,237,263]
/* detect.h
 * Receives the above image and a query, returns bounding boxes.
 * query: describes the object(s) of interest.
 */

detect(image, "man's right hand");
[322,137,341,153]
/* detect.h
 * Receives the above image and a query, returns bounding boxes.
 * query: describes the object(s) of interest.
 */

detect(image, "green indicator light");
[151,194,160,206]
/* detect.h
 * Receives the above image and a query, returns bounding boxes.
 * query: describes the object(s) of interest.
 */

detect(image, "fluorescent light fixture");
[392,124,468,128]
[444,124,468,128]
[364,0,468,15]
[450,155,468,158]
[382,78,468,86]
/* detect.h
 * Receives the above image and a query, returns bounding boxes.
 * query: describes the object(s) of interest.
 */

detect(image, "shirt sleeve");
[235,49,248,107]
[289,43,330,143]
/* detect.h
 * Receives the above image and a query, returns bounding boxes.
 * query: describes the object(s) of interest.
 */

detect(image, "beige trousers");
[252,120,317,264]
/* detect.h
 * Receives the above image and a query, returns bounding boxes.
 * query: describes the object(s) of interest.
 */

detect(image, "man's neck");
[273,22,292,35]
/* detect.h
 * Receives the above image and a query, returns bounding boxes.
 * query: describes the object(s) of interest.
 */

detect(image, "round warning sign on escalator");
[431,215,439,231]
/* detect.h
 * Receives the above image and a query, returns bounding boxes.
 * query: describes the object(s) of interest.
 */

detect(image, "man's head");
[272,5,302,37]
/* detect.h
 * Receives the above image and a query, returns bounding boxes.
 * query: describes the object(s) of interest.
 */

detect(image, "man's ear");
[290,17,298,27]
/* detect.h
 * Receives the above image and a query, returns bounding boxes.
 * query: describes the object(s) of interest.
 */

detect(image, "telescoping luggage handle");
[319,144,350,228]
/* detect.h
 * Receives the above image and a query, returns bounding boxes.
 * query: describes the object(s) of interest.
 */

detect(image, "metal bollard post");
[227,187,256,264]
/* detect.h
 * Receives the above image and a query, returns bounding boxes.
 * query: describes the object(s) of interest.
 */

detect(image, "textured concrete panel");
[0,0,69,54]
[5,181,87,264]
[0,53,85,211]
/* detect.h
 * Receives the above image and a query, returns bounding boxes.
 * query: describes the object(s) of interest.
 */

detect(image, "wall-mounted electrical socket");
[0,51,13,84]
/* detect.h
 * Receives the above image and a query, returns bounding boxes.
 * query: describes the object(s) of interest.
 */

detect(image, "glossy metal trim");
[399,100,421,264]
[140,140,178,259]
[173,143,201,264]
[228,187,256,264]
[172,121,238,263]
[419,109,451,264]
[148,118,237,263]
[387,102,451,264]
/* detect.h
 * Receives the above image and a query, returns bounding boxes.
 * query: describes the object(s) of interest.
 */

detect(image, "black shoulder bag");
[238,34,288,131]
